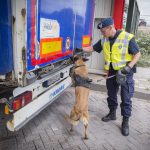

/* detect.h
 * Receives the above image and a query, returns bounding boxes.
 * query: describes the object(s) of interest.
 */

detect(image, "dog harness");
[70,65,92,89]
[73,74,92,89]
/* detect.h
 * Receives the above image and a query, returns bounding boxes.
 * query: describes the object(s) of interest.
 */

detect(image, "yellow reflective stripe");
[112,61,126,69]
[105,38,109,42]
[115,39,124,43]
[101,38,109,46]
[122,33,129,62]
[101,38,105,45]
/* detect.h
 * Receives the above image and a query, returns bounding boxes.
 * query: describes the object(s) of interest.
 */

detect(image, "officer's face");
[100,26,111,37]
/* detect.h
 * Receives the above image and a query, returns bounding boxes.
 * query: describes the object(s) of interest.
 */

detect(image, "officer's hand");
[120,65,132,75]
[75,48,83,54]
[116,70,127,85]
[82,46,93,52]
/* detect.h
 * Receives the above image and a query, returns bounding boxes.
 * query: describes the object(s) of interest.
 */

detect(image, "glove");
[120,65,132,75]
[116,70,127,85]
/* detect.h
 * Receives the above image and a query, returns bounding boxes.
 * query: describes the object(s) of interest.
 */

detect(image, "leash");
[97,71,127,85]
[97,74,116,82]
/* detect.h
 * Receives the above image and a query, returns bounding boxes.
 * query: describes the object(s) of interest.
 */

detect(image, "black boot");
[101,109,116,122]
[122,117,129,136]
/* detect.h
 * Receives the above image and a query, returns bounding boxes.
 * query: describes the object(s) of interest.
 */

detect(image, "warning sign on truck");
[40,38,62,58]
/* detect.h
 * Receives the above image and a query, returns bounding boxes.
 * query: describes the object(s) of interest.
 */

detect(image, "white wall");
[87,0,114,74]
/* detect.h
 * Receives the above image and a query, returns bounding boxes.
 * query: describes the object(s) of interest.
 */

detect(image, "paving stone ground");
[0,87,150,150]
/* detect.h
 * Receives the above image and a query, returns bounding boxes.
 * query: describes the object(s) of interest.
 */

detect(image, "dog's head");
[71,55,89,65]
[69,55,89,77]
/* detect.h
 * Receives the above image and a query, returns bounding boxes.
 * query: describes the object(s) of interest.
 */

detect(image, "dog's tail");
[64,114,79,126]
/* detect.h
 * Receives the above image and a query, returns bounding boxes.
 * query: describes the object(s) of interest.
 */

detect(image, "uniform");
[93,30,139,117]
[84,17,141,136]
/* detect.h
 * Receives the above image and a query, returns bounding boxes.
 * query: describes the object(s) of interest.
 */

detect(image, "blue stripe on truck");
[0,0,13,75]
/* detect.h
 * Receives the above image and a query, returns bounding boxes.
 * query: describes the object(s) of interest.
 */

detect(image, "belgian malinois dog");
[65,55,91,139]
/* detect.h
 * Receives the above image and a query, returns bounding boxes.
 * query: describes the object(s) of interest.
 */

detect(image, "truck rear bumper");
[7,76,72,131]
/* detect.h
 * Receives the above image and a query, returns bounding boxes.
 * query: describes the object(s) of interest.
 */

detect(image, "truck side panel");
[27,0,94,71]
[0,0,13,75]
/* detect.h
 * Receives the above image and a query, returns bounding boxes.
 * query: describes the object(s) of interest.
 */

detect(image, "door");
[86,0,114,74]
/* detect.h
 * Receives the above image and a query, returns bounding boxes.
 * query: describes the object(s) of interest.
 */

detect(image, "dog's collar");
[74,65,85,69]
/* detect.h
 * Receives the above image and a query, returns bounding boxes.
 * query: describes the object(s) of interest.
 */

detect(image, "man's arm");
[121,51,141,74]
[121,37,141,74]
[128,37,141,68]
[128,51,141,68]
[83,39,102,53]
[83,46,94,53]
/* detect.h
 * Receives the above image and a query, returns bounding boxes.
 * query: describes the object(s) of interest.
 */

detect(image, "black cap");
[97,18,114,29]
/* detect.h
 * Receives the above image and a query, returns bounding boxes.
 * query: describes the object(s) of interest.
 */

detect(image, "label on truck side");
[40,18,60,39]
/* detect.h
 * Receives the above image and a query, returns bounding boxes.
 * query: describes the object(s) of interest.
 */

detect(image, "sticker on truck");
[40,18,60,38]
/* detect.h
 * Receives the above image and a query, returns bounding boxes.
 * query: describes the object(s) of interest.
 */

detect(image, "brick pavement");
[0,87,150,150]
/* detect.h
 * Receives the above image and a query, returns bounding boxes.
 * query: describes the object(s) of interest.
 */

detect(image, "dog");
[65,55,91,139]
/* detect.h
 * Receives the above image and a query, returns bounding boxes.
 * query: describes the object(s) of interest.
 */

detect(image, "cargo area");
[0,0,94,87]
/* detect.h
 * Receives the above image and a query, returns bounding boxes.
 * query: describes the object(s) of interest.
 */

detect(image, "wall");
[86,0,114,74]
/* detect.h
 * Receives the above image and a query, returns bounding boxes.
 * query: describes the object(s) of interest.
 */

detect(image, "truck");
[0,0,94,131]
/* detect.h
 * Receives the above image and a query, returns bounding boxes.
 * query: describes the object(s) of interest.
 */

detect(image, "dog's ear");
[70,55,78,62]
[74,56,80,62]
[82,58,89,62]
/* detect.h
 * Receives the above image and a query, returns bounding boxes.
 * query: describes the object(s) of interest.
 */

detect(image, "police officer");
[83,18,141,136]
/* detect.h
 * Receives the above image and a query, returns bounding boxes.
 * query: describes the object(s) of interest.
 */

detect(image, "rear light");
[5,105,10,115]
[13,91,32,111]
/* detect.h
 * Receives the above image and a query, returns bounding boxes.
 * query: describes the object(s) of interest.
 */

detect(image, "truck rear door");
[1,0,94,86]
[26,0,94,71]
